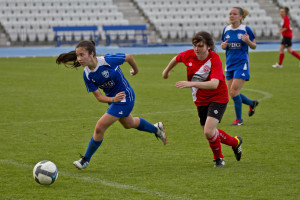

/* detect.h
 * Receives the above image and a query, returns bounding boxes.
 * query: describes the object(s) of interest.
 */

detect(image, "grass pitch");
[0,51,299,200]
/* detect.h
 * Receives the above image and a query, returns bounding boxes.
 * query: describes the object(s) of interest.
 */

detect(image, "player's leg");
[119,115,167,145]
[287,47,300,61]
[204,117,224,167]
[273,44,285,68]
[73,113,119,169]
[229,78,245,125]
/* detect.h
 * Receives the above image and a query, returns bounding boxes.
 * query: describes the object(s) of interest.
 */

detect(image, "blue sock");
[84,137,103,162]
[240,93,254,107]
[232,95,243,121]
[137,118,157,134]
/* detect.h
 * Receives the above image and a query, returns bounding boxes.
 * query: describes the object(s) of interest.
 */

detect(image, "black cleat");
[213,158,225,167]
[248,100,259,117]
[232,136,243,161]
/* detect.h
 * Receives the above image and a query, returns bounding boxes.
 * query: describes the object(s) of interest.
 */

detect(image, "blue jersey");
[221,24,255,72]
[83,53,135,104]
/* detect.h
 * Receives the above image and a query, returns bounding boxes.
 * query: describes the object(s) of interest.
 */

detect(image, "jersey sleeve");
[210,54,225,81]
[83,71,98,93]
[104,53,126,66]
[246,26,256,41]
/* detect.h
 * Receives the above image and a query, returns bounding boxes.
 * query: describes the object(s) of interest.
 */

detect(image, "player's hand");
[242,33,250,43]
[221,40,228,49]
[114,91,126,102]
[175,81,192,89]
[130,69,138,76]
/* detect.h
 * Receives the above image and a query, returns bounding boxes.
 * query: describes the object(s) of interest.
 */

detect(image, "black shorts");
[197,102,227,126]
[281,36,292,47]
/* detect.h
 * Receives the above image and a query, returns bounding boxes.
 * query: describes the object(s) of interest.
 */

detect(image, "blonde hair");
[233,7,249,23]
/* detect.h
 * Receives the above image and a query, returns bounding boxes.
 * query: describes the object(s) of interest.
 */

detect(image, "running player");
[272,7,300,68]
[220,7,258,126]
[56,40,167,170]
[162,32,242,167]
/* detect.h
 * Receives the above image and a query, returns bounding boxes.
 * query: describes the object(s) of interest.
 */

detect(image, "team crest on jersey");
[102,70,109,78]
[203,65,210,72]
[189,62,192,67]
[237,33,243,39]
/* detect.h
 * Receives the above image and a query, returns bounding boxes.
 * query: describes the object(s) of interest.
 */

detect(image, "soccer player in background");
[272,7,300,68]
[56,40,167,170]
[220,7,258,126]
[162,32,242,167]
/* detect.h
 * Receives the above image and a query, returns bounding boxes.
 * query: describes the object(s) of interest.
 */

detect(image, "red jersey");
[281,15,292,38]
[176,49,229,106]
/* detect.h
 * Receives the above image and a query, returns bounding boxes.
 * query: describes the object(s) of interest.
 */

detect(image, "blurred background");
[0,0,299,47]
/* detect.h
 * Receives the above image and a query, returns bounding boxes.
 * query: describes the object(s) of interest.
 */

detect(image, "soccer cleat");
[231,119,244,126]
[249,100,259,117]
[154,122,167,145]
[232,136,243,161]
[213,158,225,167]
[272,63,283,68]
[73,154,89,170]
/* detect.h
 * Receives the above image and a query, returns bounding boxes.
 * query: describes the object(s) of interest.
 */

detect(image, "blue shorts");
[226,63,250,81]
[107,101,134,118]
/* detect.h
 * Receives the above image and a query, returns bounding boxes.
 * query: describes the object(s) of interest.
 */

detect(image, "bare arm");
[125,54,139,75]
[92,90,126,103]
[176,79,220,90]
[162,56,179,79]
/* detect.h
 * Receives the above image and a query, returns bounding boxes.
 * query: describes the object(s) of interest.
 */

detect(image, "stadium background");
[0,0,300,53]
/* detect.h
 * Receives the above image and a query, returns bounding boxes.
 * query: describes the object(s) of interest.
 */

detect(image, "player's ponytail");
[56,51,80,68]
[56,40,96,68]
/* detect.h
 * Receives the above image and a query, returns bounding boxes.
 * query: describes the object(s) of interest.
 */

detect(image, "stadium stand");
[102,25,148,46]
[0,0,129,43]
[1,0,297,46]
[133,0,279,40]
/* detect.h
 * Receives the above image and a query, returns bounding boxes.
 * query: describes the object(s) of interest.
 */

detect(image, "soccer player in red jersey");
[273,7,300,68]
[162,32,242,167]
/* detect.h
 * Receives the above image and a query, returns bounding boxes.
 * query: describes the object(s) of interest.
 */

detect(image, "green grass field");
[0,51,299,200]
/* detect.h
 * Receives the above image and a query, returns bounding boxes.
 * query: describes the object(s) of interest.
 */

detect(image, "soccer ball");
[33,160,58,185]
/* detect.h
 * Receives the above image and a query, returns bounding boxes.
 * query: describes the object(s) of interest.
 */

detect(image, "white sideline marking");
[0,159,194,200]
[0,89,273,126]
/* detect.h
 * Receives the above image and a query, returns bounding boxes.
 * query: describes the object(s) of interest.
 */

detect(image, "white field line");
[0,89,272,126]
[0,159,195,200]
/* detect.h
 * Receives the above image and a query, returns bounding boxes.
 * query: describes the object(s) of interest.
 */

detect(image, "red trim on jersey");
[176,49,229,106]
[281,16,292,38]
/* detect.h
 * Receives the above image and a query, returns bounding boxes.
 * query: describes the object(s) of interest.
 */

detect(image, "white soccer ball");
[33,160,58,185]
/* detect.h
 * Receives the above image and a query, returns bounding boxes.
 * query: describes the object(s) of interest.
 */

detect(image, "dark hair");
[56,40,96,68]
[281,6,289,14]
[192,31,215,52]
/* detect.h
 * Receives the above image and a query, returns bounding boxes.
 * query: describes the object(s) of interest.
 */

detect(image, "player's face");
[279,9,286,18]
[193,41,209,58]
[229,8,242,24]
[76,47,93,66]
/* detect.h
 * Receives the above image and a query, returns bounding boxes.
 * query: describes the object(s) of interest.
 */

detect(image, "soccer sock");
[217,129,238,148]
[84,137,103,162]
[207,132,223,160]
[240,93,254,107]
[137,118,158,134]
[232,95,243,121]
[291,51,300,60]
[279,53,284,65]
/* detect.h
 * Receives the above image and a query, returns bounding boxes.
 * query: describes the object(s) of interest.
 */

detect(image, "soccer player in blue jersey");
[221,7,259,125]
[56,40,167,169]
